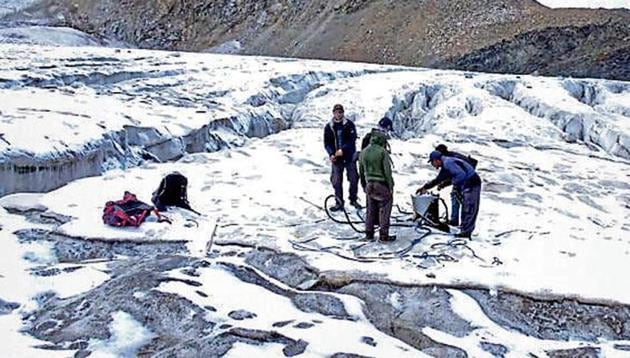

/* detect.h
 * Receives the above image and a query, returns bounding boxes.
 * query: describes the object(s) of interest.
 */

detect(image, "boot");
[455,232,471,239]
[329,203,344,212]
[379,234,396,242]
[350,199,363,209]
[362,232,375,241]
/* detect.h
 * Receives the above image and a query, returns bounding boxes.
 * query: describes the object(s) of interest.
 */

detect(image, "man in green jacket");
[359,130,395,242]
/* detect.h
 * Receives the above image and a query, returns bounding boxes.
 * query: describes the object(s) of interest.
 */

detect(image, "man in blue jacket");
[435,144,477,226]
[416,150,481,238]
[324,104,361,211]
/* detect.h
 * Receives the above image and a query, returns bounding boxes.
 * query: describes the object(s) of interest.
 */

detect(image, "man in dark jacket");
[359,131,395,242]
[435,144,477,226]
[361,117,393,150]
[324,104,361,211]
[417,151,481,238]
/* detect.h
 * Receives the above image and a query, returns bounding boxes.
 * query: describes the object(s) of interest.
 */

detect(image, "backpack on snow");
[102,191,164,227]
[152,172,199,214]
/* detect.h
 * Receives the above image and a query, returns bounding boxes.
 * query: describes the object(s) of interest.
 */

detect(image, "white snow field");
[0,0,38,17]
[536,0,630,9]
[0,26,104,47]
[0,43,629,356]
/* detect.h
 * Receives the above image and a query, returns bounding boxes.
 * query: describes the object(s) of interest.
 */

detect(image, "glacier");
[0,43,629,357]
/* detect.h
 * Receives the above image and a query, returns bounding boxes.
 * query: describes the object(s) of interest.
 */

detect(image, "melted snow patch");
[424,289,602,356]
[89,311,155,358]
[223,342,287,357]
[158,264,424,357]
[0,314,72,357]
[206,40,243,54]
[0,209,111,357]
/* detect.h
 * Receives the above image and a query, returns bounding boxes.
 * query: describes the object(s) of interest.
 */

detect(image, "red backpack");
[102,191,166,227]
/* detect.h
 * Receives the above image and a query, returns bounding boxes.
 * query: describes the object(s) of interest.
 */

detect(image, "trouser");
[460,184,481,235]
[365,182,393,238]
[450,188,462,226]
[366,192,379,226]
[331,161,359,205]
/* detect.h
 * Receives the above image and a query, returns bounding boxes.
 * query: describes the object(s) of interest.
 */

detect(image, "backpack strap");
[454,159,469,173]
[157,177,168,197]
[153,208,172,224]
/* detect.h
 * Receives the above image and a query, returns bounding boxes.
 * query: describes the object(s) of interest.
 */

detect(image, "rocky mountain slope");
[4,0,630,80]
[447,22,630,80]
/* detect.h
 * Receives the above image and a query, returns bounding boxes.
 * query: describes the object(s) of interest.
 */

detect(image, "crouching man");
[359,130,395,242]
[434,144,478,226]
[417,150,481,239]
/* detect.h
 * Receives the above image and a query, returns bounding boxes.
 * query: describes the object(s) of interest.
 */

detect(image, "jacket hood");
[329,117,348,127]
[369,129,387,147]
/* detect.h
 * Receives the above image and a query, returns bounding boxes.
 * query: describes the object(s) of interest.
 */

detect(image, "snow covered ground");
[1,1,122,48]
[536,0,630,9]
[0,26,104,47]
[0,0,38,17]
[0,43,629,356]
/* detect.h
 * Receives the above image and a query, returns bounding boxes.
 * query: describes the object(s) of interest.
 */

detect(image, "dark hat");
[378,117,393,131]
[435,144,448,154]
[428,150,442,163]
[332,104,344,112]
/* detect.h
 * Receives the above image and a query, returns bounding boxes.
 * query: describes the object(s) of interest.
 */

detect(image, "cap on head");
[332,104,344,113]
[428,150,442,163]
[435,144,448,154]
[378,117,393,131]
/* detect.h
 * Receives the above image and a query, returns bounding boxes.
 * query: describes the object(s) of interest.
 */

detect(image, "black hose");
[350,226,434,260]
[439,197,449,223]
[324,195,416,234]
[324,195,365,233]
[296,197,482,263]
[357,206,414,226]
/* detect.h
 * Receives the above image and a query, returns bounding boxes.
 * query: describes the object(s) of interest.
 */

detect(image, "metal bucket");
[411,193,438,216]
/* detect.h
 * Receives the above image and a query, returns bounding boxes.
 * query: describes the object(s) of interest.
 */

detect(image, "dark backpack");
[152,172,195,213]
[464,155,478,168]
[449,151,477,169]
[102,191,158,227]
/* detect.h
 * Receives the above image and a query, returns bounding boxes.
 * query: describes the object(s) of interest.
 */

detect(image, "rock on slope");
[445,22,630,80]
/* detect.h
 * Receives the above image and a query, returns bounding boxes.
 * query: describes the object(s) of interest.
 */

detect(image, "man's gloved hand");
[437,182,446,190]
[415,186,426,195]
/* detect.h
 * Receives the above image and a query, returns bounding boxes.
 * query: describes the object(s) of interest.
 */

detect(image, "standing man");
[361,117,394,150]
[435,144,477,226]
[417,150,481,238]
[359,130,395,242]
[324,104,361,211]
